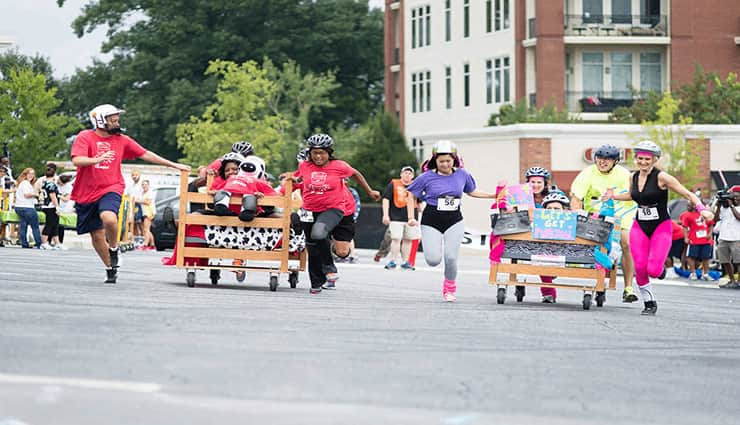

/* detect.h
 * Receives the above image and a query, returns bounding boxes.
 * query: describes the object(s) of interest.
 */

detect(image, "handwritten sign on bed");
[504,184,535,211]
[532,209,578,241]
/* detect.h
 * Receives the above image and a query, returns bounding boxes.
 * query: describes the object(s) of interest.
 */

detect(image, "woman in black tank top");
[607,141,713,315]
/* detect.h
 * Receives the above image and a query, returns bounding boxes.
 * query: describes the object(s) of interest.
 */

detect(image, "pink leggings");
[629,220,672,287]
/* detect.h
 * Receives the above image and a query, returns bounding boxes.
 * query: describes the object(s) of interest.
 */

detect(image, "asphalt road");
[1,247,739,425]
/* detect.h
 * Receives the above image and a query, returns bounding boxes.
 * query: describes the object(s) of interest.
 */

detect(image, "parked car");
[151,194,180,251]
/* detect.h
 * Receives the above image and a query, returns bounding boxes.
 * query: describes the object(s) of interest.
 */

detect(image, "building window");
[640,52,662,93]
[611,52,632,99]
[412,71,431,113]
[485,59,493,104]
[411,9,416,49]
[486,0,492,33]
[445,66,452,109]
[612,0,631,24]
[463,0,470,38]
[503,0,509,29]
[412,73,417,112]
[583,0,604,23]
[494,58,501,103]
[425,6,431,46]
[412,6,431,49]
[426,71,431,111]
[445,0,451,42]
[463,63,470,107]
[412,138,425,162]
[503,57,510,101]
[582,52,604,97]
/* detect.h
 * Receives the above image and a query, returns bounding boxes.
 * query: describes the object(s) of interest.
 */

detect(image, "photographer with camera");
[714,186,740,288]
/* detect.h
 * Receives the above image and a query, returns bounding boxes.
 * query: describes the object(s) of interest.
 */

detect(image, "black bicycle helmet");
[306,133,334,150]
[593,144,620,161]
[296,147,309,162]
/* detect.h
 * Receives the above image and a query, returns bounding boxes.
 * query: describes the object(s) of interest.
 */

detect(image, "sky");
[0,0,386,79]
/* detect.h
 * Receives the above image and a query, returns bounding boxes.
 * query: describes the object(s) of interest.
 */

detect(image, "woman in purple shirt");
[406,141,496,302]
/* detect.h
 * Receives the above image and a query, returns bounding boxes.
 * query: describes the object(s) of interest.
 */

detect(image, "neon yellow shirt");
[570,164,636,230]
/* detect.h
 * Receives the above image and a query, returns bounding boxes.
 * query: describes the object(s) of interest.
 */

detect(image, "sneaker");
[309,287,322,294]
[104,268,117,284]
[323,272,338,289]
[41,243,53,250]
[700,274,710,281]
[719,281,740,289]
[109,247,120,269]
[541,295,556,304]
[443,292,457,302]
[348,256,358,264]
[688,274,698,281]
[400,261,415,270]
[622,287,638,303]
[384,261,397,270]
[641,301,658,315]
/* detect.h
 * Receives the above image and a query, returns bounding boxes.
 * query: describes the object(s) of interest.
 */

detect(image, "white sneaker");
[443,292,457,302]
[41,243,53,250]
[688,274,698,281]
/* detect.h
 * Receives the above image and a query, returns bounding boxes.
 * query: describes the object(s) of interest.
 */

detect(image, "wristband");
[695,203,706,213]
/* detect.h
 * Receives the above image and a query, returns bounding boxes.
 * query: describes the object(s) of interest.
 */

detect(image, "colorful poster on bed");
[532,209,578,241]
[504,184,535,211]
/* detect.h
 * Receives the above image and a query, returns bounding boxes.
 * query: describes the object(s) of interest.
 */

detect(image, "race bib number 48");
[437,196,460,211]
[637,206,659,221]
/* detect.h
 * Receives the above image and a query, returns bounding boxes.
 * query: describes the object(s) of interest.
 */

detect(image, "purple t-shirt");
[406,168,477,207]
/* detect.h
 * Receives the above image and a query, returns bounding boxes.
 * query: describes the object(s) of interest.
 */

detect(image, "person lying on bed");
[212,155,279,222]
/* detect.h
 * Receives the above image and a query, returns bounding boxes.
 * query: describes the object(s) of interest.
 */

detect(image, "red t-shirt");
[294,160,355,212]
[342,185,356,217]
[70,130,147,204]
[680,211,714,245]
[671,220,684,241]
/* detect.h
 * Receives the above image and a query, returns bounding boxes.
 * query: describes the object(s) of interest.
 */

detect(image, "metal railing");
[528,18,536,39]
[566,91,646,113]
[564,14,667,37]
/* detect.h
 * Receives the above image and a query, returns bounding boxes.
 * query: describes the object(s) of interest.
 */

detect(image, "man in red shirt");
[680,202,715,281]
[71,104,190,284]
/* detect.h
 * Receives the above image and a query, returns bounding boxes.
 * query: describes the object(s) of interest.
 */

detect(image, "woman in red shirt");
[294,134,380,294]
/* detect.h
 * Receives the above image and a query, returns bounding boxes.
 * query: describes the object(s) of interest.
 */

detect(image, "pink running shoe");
[442,279,457,302]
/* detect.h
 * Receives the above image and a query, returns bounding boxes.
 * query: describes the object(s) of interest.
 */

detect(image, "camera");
[714,189,733,207]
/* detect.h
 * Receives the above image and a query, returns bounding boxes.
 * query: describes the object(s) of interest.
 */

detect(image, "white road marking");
[0,373,161,393]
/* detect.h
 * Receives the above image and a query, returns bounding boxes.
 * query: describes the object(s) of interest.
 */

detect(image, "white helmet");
[239,155,266,180]
[89,104,125,130]
[634,140,662,158]
[432,140,458,155]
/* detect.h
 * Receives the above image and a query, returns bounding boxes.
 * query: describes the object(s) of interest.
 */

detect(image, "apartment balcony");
[564,14,667,38]
[566,91,645,113]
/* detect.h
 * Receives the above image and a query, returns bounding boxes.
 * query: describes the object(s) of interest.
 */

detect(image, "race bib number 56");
[437,196,460,211]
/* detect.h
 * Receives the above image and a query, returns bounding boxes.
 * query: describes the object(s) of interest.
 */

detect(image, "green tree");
[632,92,702,198]
[348,112,417,200]
[488,100,580,126]
[56,0,383,159]
[263,58,340,171]
[0,68,82,173]
[176,60,286,170]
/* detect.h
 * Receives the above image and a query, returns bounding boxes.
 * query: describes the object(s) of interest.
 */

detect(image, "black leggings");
[300,208,344,289]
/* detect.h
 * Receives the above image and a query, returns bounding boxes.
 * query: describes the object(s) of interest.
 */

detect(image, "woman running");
[406,141,496,302]
[294,134,380,294]
[607,141,713,315]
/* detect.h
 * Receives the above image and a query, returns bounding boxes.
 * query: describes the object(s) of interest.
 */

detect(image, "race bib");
[696,230,707,238]
[437,196,460,211]
[637,206,659,221]
[298,208,314,223]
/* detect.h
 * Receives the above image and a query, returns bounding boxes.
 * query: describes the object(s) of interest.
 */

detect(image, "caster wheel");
[596,291,605,307]
[496,287,506,304]
[186,271,196,288]
[288,271,299,288]
[269,275,279,292]
[236,271,246,283]
[583,293,592,310]
[210,269,220,285]
[515,285,525,303]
